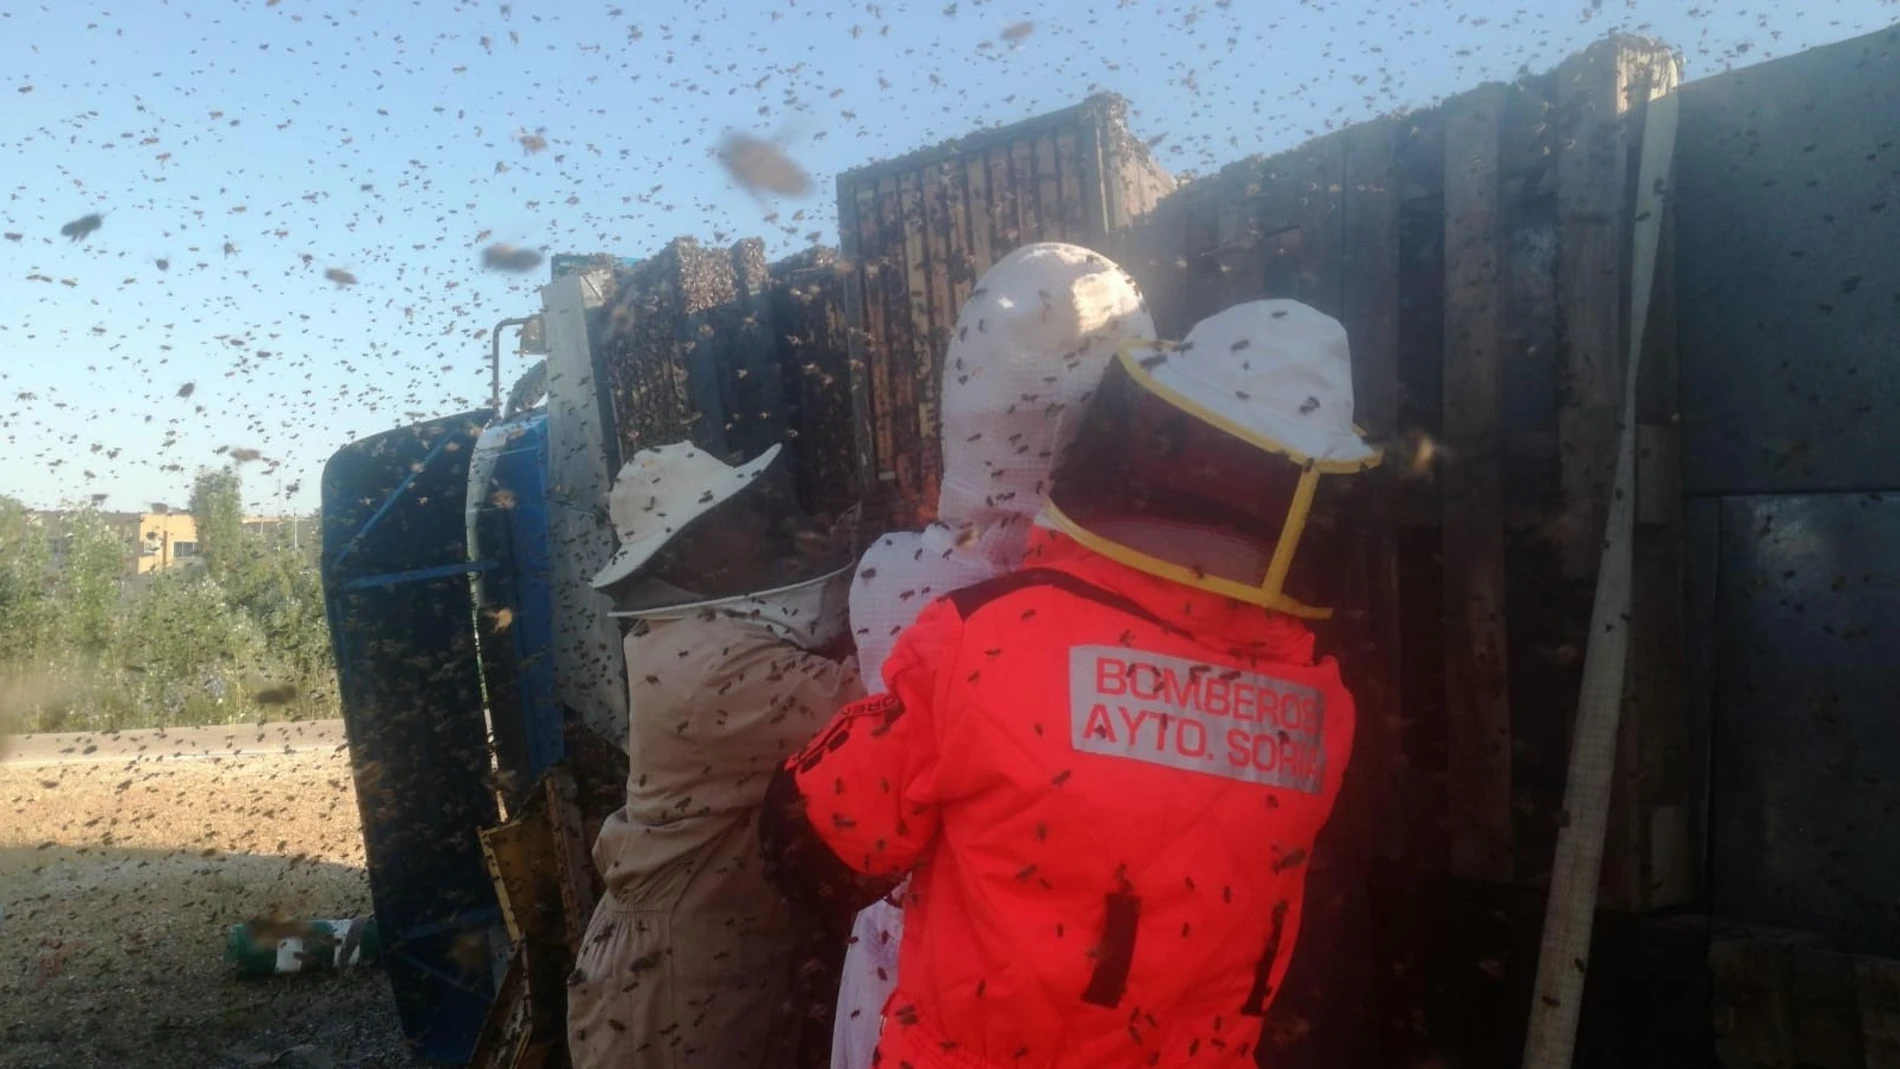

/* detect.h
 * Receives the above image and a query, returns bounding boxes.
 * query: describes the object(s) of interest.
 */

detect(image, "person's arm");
[714,630,867,771]
[618,618,862,826]
[760,597,964,912]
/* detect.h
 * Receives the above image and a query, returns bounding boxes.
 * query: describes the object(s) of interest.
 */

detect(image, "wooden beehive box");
[766,247,860,520]
[576,240,863,522]
[834,93,1175,523]
[589,237,784,472]
[1112,33,1690,907]
[1096,37,1694,1069]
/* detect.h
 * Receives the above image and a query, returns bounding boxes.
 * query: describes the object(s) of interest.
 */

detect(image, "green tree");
[54,508,125,658]
[0,496,52,656]
[0,497,54,733]
[0,483,337,732]
[114,567,267,727]
[189,467,246,585]
[254,520,333,704]
[191,471,335,714]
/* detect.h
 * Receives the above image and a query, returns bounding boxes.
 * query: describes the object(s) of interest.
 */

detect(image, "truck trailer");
[319,26,1900,1069]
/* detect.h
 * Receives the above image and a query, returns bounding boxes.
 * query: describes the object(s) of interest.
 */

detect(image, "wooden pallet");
[1710,926,1900,1069]
[469,768,602,1069]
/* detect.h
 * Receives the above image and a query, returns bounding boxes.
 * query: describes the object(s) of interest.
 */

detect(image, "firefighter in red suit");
[760,298,1383,1069]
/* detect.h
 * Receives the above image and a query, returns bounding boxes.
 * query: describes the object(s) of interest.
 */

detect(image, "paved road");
[0,718,348,767]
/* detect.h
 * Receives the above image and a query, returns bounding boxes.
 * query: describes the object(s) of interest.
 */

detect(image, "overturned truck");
[319,24,1900,1069]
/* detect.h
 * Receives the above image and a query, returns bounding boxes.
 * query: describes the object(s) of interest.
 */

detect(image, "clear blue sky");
[2,0,1892,514]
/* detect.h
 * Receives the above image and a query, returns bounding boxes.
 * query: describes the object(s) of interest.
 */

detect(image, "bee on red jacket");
[762,299,1380,1069]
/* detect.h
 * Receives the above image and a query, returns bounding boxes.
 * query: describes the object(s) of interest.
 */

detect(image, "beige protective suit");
[566,614,864,1069]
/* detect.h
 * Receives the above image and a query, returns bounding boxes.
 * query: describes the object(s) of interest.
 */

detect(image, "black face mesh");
[1049,357,1351,607]
[633,475,852,605]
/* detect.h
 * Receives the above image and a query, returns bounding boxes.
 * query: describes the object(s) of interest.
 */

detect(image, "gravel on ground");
[0,737,412,1069]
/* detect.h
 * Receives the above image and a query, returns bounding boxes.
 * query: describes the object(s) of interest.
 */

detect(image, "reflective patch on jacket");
[1069,645,1326,795]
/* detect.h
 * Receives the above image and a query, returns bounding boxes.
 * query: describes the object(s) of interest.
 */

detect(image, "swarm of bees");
[3,4,1891,1068]
[717,132,812,198]
[481,243,544,273]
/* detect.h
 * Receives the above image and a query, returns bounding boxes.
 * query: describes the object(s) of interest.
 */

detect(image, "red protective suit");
[765,528,1356,1069]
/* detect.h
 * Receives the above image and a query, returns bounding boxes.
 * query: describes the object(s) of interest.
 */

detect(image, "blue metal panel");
[1676,27,1900,496]
[321,411,504,1065]
[469,412,564,791]
[343,560,497,591]
[1674,25,1900,958]
[1707,492,1900,956]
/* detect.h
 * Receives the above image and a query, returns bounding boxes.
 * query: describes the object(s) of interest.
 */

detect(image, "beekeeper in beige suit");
[566,440,863,1069]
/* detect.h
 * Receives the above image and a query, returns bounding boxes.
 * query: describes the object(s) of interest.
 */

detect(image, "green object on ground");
[225,916,382,976]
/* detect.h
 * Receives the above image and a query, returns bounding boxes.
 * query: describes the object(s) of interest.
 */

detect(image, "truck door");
[320,410,505,1065]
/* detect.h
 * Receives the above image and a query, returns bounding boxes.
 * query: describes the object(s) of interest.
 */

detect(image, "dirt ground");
[0,741,412,1069]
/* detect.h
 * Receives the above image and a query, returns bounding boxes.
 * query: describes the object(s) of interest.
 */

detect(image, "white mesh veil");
[849,242,1156,686]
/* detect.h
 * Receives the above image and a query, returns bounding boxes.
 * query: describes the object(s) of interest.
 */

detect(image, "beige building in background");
[111,511,202,574]
[35,510,291,576]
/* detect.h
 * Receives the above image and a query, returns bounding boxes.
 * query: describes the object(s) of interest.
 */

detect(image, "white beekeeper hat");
[931,242,1153,535]
[589,441,783,591]
[1042,299,1382,619]
[1131,299,1378,468]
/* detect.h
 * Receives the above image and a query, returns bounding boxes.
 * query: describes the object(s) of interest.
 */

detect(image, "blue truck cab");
[319,397,561,1064]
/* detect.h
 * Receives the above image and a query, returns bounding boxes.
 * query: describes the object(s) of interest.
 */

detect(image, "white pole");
[1519,56,1681,1069]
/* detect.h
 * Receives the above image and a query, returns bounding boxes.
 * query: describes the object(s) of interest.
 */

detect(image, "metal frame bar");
[342,559,498,591]
[330,426,470,571]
